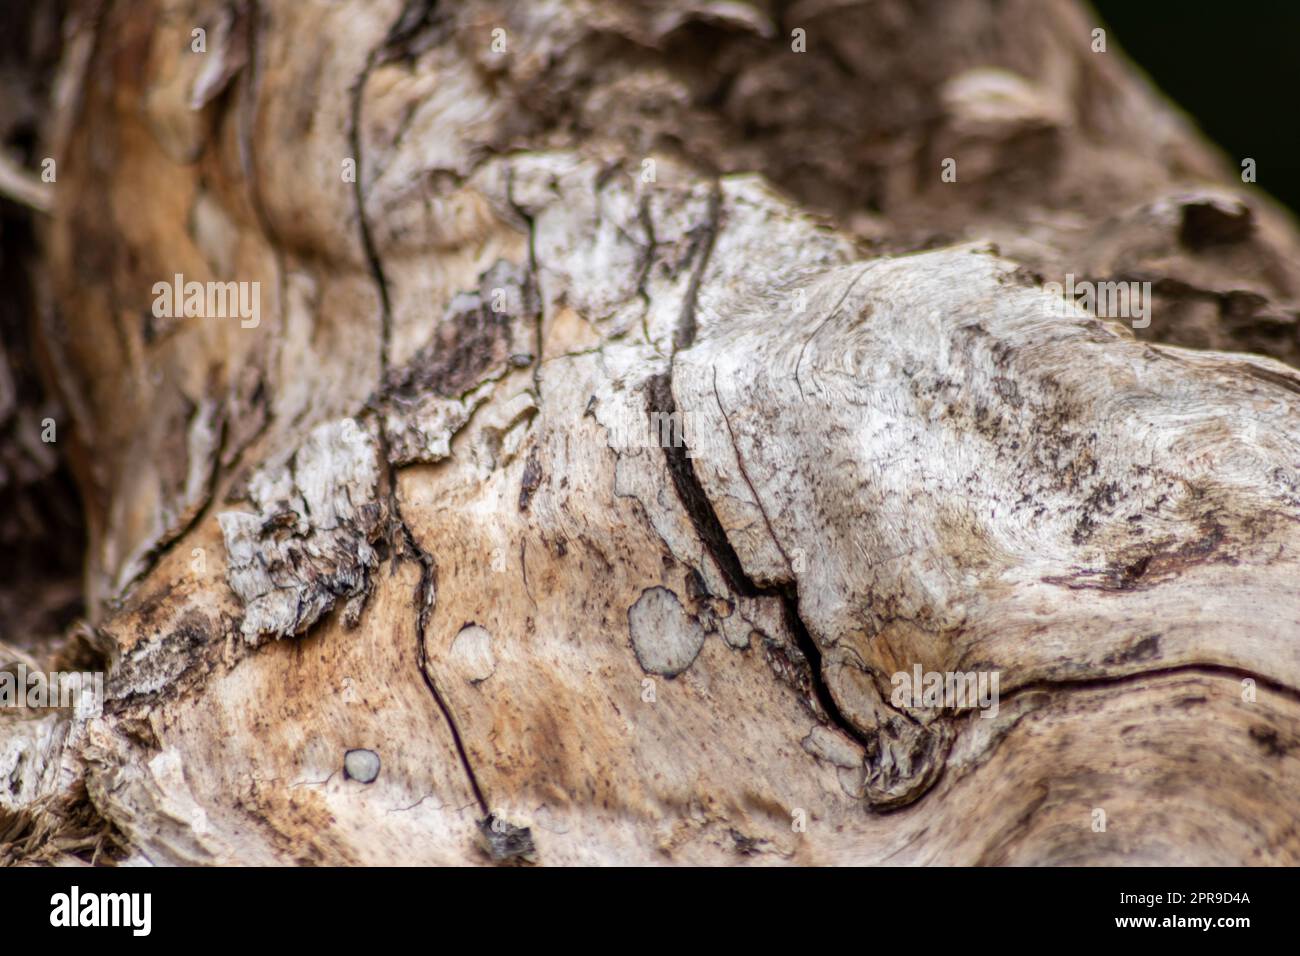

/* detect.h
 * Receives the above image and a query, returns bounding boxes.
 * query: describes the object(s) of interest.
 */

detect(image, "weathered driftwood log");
[4,0,1300,865]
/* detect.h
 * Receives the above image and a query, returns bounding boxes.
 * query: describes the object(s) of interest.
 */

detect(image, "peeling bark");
[5,0,1300,866]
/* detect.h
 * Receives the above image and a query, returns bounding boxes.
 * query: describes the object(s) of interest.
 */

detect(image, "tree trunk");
[5,0,1300,865]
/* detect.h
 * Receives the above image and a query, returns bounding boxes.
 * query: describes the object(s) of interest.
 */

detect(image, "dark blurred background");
[1093,0,1300,217]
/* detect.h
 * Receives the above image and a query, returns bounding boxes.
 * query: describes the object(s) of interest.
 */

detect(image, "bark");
[4,0,1300,865]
